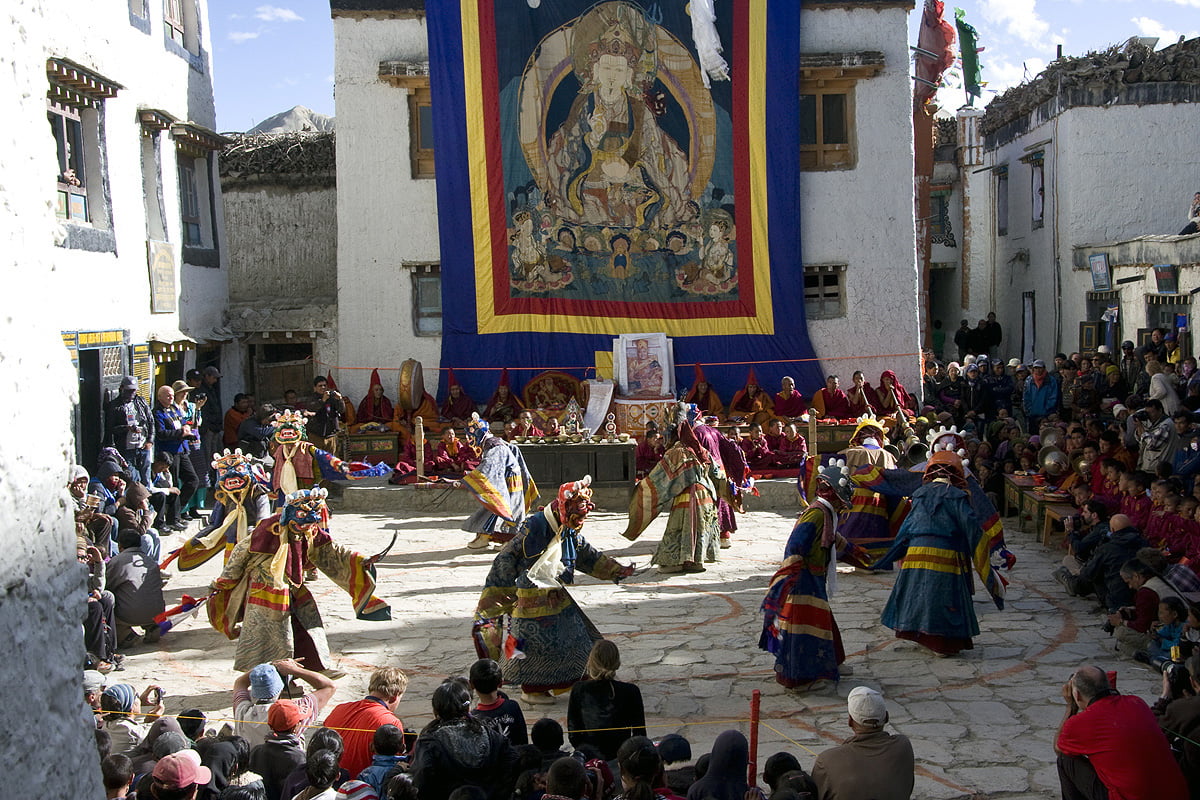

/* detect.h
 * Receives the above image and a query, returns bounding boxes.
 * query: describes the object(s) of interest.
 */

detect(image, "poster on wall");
[148,240,177,313]
[1088,253,1111,291]
[613,333,673,397]
[1154,264,1178,294]
[427,0,825,402]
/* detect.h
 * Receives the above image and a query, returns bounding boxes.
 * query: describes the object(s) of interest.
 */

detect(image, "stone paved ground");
[115,504,1161,799]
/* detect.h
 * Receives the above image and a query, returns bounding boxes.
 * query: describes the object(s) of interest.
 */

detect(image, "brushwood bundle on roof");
[220,131,336,187]
[981,37,1200,138]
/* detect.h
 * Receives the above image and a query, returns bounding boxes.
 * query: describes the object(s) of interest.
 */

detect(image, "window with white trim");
[803,264,846,320]
[46,59,120,232]
[410,264,442,336]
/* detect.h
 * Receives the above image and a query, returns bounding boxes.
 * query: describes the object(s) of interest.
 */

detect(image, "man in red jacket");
[1055,664,1187,799]
[321,666,409,778]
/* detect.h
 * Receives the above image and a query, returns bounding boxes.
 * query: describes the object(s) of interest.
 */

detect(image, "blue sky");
[208,0,1200,132]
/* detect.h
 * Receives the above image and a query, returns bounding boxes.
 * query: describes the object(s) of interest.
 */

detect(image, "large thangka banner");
[428,0,823,398]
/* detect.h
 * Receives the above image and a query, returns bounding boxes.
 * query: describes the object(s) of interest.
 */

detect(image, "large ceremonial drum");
[398,358,425,411]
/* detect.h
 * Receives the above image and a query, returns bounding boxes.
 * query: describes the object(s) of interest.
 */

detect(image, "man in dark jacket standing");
[105,376,154,484]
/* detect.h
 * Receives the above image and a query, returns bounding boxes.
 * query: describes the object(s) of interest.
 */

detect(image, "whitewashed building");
[931,38,1200,362]
[13,0,232,468]
[326,0,922,404]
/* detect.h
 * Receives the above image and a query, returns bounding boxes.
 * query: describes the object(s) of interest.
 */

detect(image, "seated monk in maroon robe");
[682,364,725,420]
[773,376,808,419]
[507,410,543,438]
[353,368,394,431]
[845,371,877,418]
[764,418,786,451]
[728,367,774,426]
[738,423,773,470]
[388,436,436,483]
[432,428,480,474]
[874,369,917,416]
[483,368,524,425]
[439,369,476,427]
[775,423,809,467]
[811,375,852,419]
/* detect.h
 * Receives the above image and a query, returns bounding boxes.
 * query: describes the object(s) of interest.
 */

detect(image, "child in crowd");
[469,658,527,746]
[1095,458,1123,513]
[1120,472,1152,530]
[776,423,808,468]
[1145,493,1179,548]
[1148,596,1188,661]
[740,423,772,471]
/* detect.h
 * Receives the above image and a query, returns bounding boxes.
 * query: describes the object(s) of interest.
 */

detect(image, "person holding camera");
[1053,500,1111,596]
[1155,651,1200,794]
[308,375,346,453]
[1055,665,1187,800]
[1136,399,1180,473]
[1108,559,1187,658]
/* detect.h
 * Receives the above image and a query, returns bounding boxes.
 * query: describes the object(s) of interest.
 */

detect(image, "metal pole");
[748,689,761,787]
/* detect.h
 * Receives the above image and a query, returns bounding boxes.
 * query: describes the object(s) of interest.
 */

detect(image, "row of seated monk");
[682,367,918,425]
[349,370,539,439]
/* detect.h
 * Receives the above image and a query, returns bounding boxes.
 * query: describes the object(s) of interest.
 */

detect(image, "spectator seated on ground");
[249,700,311,800]
[545,757,591,800]
[1077,514,1149,614]
[686,730,747,800]
[1055,664,1187,799]
[1178,191,1200,236]
[410,678,513,800]
[567,640,647,761]
[233,661,335,750]
[1108,559,1185,658]
[72,464,115,555]
[1153,651,1200,794]
[469,658,527,747]
[294,748,341,800]
[146,750,212,800]
[277,727,347,800]
[530,718,568,771]
[1053,501,1111,596]
[101,753,134,800]
[196,734,265,798]
[106,527,166,650]
[617,735,688,800]
[101,682,165,756]
[322,666,410,779]
[811,687,914,800]
[357,725,407,797]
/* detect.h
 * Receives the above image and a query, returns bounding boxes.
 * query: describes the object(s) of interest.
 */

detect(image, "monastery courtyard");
[121,492,1145,800]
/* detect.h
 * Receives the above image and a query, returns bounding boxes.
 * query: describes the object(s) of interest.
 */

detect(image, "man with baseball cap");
[149,749,211,800]
[811,686,914,799]
[232,659,335,749]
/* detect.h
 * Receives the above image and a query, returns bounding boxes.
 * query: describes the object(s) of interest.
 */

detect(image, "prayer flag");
[955,7,981,105]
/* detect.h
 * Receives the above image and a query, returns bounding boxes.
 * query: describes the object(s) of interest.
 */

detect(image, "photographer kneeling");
[1054,500,1111,597]
[1155,651,1200,793]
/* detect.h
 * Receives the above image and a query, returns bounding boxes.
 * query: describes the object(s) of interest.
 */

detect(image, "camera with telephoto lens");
[1144,641,1200,687]
[1133,409,1151,422]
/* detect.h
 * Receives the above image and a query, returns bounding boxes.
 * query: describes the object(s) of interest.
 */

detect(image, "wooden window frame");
[799,80,856,171]
[803,264,847,320]
[164,0,185,46]
[995,167,1009,237]
[408,86,435,180]
[177,156,202,246]
[49,103,89,223]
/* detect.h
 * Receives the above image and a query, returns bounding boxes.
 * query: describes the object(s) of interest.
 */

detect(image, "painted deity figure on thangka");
[473,475,635,704]
[510,0,732,304]
[207,488,391,673]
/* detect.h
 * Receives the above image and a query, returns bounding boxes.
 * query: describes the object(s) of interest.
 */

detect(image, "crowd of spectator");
[88,641,921,800]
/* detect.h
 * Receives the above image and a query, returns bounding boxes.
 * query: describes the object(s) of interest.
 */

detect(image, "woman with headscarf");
[409,679,514,800]
[867,452,1006,655]
[686,730,748,800]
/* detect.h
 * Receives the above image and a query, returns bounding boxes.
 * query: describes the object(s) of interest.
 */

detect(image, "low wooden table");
[1041,503,1077,547]
[1002,474,1037,518]
[516,441,637,500]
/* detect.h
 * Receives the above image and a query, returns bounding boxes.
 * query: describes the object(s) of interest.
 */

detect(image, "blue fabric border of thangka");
[428,0,823,402]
